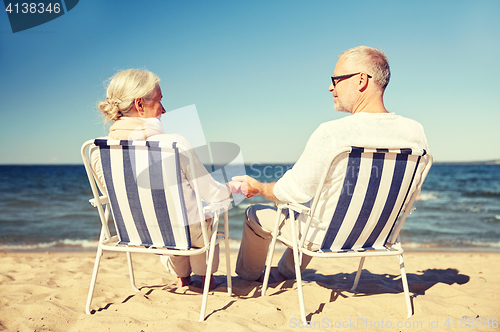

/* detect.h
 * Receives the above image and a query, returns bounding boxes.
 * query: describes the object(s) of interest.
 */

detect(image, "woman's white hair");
[98,69,160,122]
[339,46,390,92]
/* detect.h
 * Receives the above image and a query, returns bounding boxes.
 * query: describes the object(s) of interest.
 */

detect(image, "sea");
[0,163,499,252]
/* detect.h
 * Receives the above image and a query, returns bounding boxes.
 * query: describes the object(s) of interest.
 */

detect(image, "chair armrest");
[203,198,232,214]
[89,195,109,207]
[277,202,310,214]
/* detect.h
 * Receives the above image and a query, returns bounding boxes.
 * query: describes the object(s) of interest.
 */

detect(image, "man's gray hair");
[339,46,391,91]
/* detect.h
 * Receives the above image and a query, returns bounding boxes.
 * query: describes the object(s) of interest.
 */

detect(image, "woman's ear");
[134,97,145,115]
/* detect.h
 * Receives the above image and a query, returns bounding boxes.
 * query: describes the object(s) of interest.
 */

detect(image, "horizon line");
[1,159,500,166]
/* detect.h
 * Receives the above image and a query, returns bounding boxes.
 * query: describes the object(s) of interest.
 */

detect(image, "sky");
[0,0,499,164]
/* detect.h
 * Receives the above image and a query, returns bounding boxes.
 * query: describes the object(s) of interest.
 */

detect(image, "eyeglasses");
[331,72,372,88]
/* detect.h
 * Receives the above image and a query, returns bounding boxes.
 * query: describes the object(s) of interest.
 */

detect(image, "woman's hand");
[226,180,242,195]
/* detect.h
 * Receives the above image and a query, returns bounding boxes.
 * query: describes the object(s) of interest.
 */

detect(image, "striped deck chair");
[261,146,432,323]
[81,138,232,322]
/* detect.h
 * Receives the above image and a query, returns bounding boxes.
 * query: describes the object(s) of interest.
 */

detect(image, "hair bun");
[107,97,122,107]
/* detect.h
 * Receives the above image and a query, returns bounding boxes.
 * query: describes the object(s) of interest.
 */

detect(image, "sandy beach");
[0,249,499,332]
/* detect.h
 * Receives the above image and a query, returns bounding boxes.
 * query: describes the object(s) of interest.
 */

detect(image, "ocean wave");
[0,238,287,253]
[417,192,438,201]
[52,213,96,220]
[463,191,500,198]
[402,240,500,250]
[1,237,498,252]
[482,215,500,224]
[460,240,500,248]
[402,242,444,249]
[0,198,43,208]
[0,239,99,251]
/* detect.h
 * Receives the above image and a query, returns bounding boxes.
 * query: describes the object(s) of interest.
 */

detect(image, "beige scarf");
[108,117,164,140]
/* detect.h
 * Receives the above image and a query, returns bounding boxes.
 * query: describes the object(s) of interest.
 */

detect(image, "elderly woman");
[92,69,232,288]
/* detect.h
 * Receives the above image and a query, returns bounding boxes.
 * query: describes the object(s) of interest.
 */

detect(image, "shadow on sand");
[303,267,470,296]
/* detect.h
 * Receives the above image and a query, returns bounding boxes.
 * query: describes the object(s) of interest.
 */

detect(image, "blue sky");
[0,0,499,164]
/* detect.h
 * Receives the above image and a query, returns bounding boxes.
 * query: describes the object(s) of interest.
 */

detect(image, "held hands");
[227,175,261,199]
[226,180,242,194]
[228,175,277,201]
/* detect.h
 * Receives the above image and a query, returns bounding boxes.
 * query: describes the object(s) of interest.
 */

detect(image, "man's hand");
[231,175,278,201]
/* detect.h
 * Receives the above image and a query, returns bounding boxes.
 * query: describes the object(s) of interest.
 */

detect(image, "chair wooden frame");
[81,139,232,322]
[261,146,432,323]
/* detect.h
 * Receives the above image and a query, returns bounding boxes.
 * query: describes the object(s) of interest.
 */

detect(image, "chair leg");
[199,228,219,322]
[292,244,307,323]
[126,252,140,292]
[262,207,283,296]
[224,211,232,296]
[398,254,413,318]
[85,247,103,314]
[261,235,277,296]
[289,212,307,324]
[351,257,365,292]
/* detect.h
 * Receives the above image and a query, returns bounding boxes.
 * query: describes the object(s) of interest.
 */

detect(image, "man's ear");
[358,73,369,92]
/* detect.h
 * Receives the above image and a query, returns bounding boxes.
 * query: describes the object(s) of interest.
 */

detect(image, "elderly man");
[233,46,430,282]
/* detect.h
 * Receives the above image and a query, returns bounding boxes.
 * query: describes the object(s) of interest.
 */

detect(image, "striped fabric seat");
[321,147,427,252]
[81,138,232,322]
[262,146,433,323]
[95,139,191,250]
